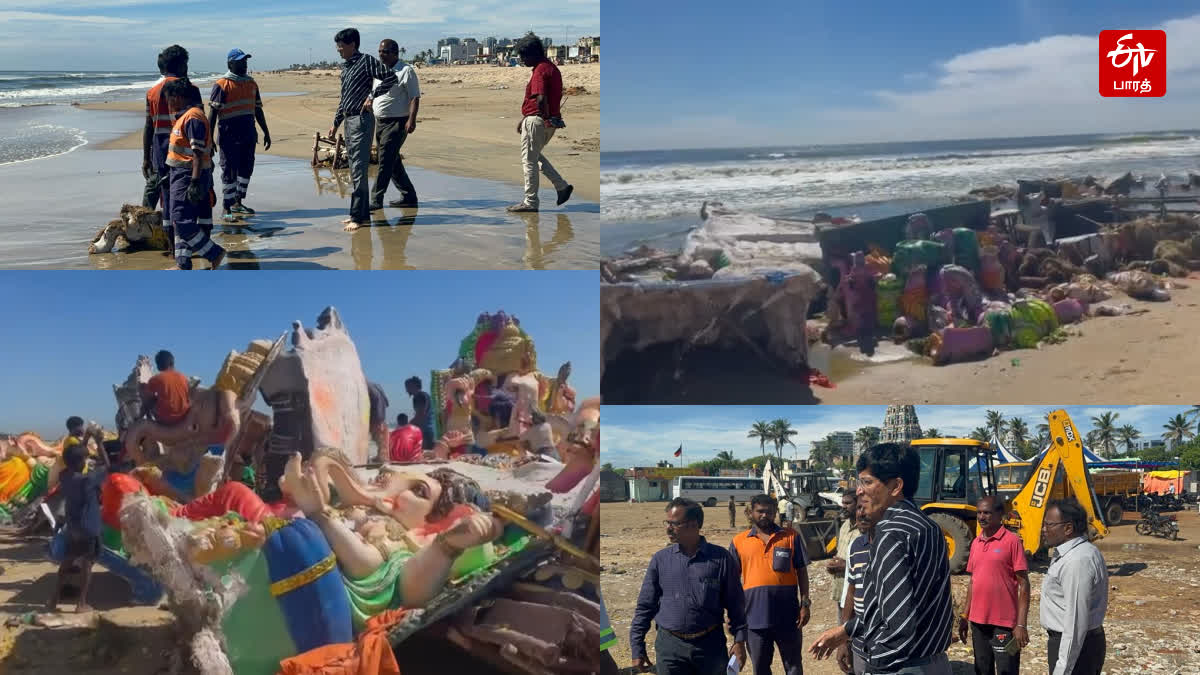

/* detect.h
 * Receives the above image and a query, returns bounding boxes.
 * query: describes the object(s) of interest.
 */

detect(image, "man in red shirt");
[506,32,573,213]
[140,350,192,426]
[958,496,1030,675]
[388,413,423,463]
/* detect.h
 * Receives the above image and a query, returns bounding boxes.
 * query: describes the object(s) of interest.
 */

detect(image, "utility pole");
[308,47,312,66]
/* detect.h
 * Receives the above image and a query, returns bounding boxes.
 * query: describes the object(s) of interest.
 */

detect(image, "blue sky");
[603,405,1197,469]
[0,271,598,437]
[603,0,1200,150]
[0,0,598,71]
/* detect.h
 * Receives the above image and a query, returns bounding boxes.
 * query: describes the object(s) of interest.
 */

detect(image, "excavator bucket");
[792,518,839,561]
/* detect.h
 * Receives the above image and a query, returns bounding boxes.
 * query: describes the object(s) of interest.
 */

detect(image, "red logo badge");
[1099,30,1166,97]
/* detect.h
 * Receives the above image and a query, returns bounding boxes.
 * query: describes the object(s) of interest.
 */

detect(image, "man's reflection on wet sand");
[351,209,418,270]
[521,213,574,269]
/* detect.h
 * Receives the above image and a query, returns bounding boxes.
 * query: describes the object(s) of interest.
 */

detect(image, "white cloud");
[0,10,144,23]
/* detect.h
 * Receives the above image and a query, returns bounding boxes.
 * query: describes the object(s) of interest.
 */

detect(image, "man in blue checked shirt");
[630,497,749,674]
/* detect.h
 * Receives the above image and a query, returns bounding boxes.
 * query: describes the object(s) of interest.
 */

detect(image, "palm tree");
[985,410,1007,442]
[969,426,991,442]
[1188,405,1200,423]
[810,437,836,468]
[400,46,407,59]
[770,418,798,461]
[1117,424,1141,456]
[1007,418,1030,456]
[923,428,941,439]
[853,426,879,458]
[1162,414,1196,449]
[715,450,736,463]
[1090,411,1120,459]
[601,462,614,472]
[748,421,773,458]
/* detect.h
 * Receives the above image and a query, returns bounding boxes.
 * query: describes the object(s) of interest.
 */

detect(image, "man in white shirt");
[1040,499,1108,675]
[370,39,420,210]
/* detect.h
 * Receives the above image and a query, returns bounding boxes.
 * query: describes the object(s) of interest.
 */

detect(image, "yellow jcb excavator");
[832,409,1109,573]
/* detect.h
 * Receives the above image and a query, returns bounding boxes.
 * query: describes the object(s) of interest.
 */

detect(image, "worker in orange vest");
[207,48,271,223]
[163,79,225,270]
[142,44,189,254]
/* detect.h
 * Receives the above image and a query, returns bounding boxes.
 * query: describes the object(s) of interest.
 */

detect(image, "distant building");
[828,431,854,458]
[484,37,497,49]
[625,466,704,501]
[600,470,629,502]
[437,37,461,48]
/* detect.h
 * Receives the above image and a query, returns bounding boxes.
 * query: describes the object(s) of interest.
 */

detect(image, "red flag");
[673,445,682,457]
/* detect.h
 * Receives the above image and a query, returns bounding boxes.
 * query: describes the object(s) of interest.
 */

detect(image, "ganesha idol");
[0,424,113,514]
[109,450,552,675]
[114,335,285,504]
[430,311,577,458]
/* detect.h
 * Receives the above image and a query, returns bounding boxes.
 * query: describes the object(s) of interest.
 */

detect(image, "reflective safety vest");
[212,77,259,122]
[165,106,213,170]
[146,76,180,136]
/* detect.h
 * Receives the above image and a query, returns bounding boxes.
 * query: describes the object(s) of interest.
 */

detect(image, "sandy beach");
[601,281,1200,404]
[84,63,599,202]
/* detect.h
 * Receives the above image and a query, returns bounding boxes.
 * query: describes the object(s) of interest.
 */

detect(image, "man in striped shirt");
[810,443,953,675]
[839,505,875,675]
[327,27,398,231]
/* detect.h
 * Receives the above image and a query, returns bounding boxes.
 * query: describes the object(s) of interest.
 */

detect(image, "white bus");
[673,476,765,507]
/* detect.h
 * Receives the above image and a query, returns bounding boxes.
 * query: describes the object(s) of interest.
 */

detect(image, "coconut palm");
[923,428,941,439]
[1007,418,1030,456]
[1116,425,1141,456]
[1162,414,1196,449]
[854,426,880,457]
[715,450,736,463]
[1090,411,1120,459]
[985,410,1007,443]
[770,418,798,461]
[748,421,773,457]
[969,426,991,442]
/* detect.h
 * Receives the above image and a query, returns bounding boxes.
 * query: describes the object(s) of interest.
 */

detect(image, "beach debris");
[89,204,169,254]
[1046,274,1114,304]
[1107,270,1171,301]
[310,132,378,169]
[563,86,588,96]
[449,79,463,84]
[1104,171,1136,195]
[928,325,993,366]
[967,184,1016,201]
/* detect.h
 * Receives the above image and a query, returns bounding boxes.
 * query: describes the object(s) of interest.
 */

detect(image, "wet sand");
[0,144,599,270]
[602,282,1200,404]
[83,63,599,202]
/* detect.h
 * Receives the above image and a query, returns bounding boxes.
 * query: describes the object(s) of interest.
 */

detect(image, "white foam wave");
[0,75,219,104]
[601,138,1200,221]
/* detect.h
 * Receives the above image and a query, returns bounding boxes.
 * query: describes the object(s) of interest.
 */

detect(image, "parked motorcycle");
[1136,507,1180,540]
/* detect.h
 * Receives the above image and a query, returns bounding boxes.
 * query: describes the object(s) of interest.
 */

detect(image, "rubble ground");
[601,502,1200,674]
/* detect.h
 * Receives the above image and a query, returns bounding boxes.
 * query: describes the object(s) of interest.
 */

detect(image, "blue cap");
[227,48,251,61]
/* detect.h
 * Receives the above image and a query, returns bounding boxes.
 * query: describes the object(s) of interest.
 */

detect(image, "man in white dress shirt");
[1040,499,1108,675]
[369,39,420,210]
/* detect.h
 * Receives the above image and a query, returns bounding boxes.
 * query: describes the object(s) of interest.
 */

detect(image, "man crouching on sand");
[506,32,573,213]
[164,79,225,270]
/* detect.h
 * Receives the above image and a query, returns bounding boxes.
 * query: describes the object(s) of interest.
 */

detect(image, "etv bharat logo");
[1099,30,1165,97]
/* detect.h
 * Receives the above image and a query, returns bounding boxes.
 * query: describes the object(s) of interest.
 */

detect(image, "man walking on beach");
[958,496,1030,675]
[208,48,271,223]
[730,494,810,675]
[142,44,188,253]
[369,39,420,210]
[630,497,748,674]
[163,80,225,270]
[507,32,573,213]
[809,442,954,674]
[1040,499,1108,675]
[328,27,398,231]
[729,495,737,528]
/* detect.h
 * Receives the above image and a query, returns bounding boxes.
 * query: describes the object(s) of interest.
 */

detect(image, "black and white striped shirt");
[844,499,952,672]
[332,52,397,129]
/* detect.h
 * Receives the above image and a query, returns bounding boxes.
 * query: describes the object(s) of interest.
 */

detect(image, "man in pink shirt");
[388,413,424,463]
[958,496,1030,675]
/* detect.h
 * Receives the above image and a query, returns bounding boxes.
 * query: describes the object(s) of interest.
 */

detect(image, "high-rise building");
[828,432,854,458]
[879,405,922,444]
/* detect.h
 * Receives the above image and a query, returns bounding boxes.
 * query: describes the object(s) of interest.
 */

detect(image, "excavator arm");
[1007,409,1109,555]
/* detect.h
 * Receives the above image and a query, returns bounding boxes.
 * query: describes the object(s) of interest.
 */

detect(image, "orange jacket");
[165,106,213,170]
[211,77,260,122]
[146,76,179,135]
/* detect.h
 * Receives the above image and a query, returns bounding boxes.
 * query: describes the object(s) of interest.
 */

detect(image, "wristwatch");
[799,597,811,609]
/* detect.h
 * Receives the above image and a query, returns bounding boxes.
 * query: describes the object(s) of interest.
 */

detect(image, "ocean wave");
[601,137,1200,222]
[0,73,220,106]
